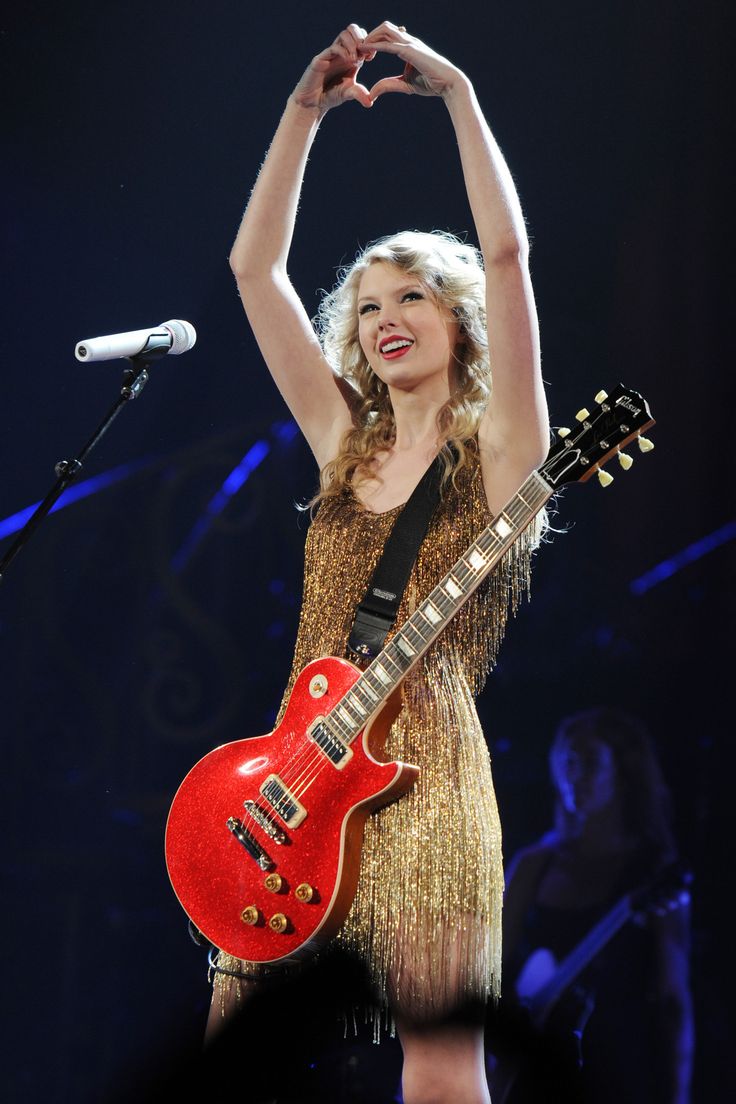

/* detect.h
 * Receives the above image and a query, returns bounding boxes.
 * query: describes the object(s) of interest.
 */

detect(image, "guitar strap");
[347,450,447,662]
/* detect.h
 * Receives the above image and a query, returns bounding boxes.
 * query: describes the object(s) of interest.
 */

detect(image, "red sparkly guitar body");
[166,656,414,963]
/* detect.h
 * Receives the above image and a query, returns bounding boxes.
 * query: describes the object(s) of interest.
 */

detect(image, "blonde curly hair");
[311,229,492,505]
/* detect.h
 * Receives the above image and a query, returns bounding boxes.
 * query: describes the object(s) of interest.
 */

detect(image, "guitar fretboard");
[322,470,553,746]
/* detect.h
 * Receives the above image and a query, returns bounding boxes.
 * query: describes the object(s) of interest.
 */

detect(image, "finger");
[348,24,377,62]
[362,38,412,62]
[318,41,366,83]
[316,42,356,68]
[345,22,369,47]
[365,20,409,39]
[344,81,374,109]
[337,23,372,62]
[369,76,414,101]
[334,29,362,63]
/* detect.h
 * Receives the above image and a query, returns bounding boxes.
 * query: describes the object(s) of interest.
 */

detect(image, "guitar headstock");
[540,384,655,490]
[631,862,693,920]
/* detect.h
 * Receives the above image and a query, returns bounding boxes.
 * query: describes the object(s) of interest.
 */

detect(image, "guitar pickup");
[308,719,353,770]
[226,816,274,870]
[260,774,307,828]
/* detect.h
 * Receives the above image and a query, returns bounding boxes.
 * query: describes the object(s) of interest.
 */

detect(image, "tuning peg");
[594,390,608,403]
[617,451,633,470]
[576,408,590,422]
[557,427,571,438]
[637,435,654,453]
[597,469,614,487]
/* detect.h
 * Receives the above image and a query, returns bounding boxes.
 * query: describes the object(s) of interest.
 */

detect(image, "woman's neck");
[386,380,449,453]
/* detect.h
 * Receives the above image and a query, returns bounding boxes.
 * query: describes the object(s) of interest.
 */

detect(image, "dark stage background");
[1,1,732,1100]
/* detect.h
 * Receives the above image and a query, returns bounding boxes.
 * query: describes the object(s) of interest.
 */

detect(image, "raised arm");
[229,26,373,468]
[365,23,549,512]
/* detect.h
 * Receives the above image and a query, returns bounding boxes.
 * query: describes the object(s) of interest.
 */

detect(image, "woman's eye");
[402,292,423,302]
[358,304,377,316]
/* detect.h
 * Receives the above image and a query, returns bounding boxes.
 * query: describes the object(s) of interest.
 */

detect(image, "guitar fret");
[395,635,416,659]
[405,619,428,646]
[434,592,453,616]
[359,678,380,703]
[467,547,487,571]
[328,713,350,740]
[492,516,514,539]
[372,663,392,687]
[381,651,404,677]
[351,683,380,718]
[345,698,363,721]
[456,562,473,583]
[346,695,367,718]
[479,529,503,552]
[420,600,442,626]
[443,576,463,600]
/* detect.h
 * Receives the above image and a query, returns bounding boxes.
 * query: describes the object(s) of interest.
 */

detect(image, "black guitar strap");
[347,451,446,662]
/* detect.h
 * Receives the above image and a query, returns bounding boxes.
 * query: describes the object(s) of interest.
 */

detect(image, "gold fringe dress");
[214,453,536,1031]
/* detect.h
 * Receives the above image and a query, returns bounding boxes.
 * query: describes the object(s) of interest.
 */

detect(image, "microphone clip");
[120,329,175,399]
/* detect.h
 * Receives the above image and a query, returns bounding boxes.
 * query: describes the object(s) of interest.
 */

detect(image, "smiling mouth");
[380,339,414,359]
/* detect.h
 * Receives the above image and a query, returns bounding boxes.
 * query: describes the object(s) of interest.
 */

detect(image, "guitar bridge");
[226,816,274,870]
[243,800,287,844]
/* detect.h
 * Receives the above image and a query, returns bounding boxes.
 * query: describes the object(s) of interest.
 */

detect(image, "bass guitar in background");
[489,865,692,1104]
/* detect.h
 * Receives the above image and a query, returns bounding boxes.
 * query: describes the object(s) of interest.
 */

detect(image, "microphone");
[75,319,197,363]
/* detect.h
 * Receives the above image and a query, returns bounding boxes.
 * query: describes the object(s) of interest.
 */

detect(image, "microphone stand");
[0,335,171,583]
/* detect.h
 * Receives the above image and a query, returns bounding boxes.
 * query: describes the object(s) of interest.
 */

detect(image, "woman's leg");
[387,917,494,1104]
[397,1017,491,1104]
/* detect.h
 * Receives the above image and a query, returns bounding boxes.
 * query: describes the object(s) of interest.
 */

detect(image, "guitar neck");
[528,892,635,1026]
[322,470,554,746]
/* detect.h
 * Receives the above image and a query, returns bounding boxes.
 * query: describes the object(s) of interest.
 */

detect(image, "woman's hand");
[292,24,375,114]
[363,22,466,100]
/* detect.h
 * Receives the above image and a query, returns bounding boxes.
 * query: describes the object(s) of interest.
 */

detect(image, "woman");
[500,709,693,1103]
[214,22,548,1104]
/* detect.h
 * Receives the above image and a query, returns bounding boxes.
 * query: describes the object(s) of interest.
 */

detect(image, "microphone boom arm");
[0,347,165,583]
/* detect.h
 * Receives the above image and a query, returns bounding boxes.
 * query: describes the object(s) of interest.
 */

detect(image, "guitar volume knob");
[269,913,289,933]
[309,674,328,698]
[264,873,284,893]
[240,906,260,926]
[295,883,314,902]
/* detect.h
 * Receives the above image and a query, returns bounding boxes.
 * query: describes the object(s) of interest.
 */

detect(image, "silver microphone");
[75,319,197,363]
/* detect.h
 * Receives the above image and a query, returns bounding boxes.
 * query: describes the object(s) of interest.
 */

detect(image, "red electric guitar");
[165,385,655,964]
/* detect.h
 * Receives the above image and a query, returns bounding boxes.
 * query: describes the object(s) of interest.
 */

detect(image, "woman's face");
[551,736,618,817]
[356,262,462,395]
